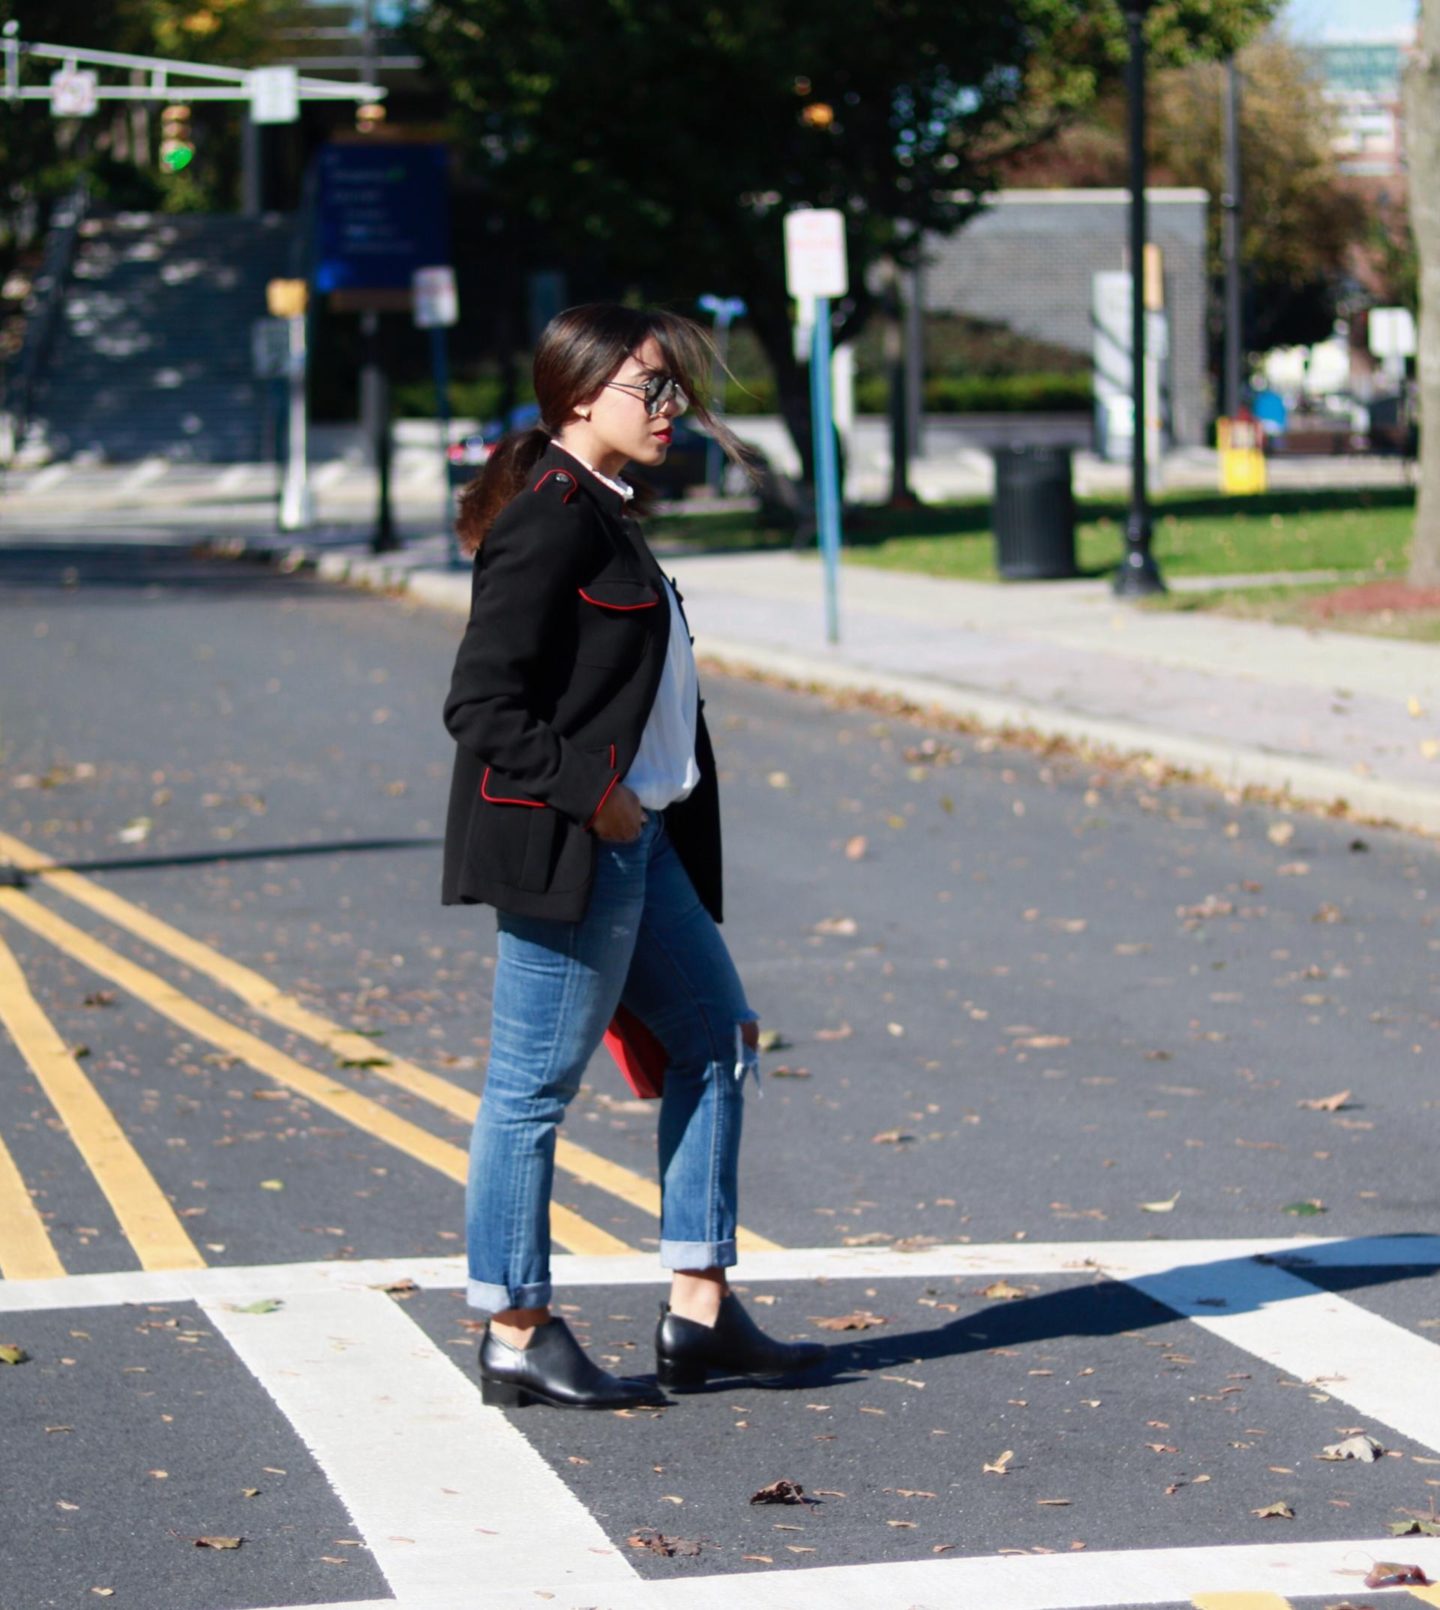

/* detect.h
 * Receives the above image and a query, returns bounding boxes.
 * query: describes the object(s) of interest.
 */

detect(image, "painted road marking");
[1129,1257,1440,1464]
[0,827,779,1253]
[204,1285,637,1606]
[0,890,630,1260]
[466,1538,1440,1609]
[1191,1595,1293,1610]
[3,1236,1437,1316]
[0,1127,65,1281]
[0,930,204,1272]
[8,1239,1440,1604]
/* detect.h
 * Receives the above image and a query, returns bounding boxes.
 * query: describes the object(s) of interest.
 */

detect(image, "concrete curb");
[310,547,1440,839]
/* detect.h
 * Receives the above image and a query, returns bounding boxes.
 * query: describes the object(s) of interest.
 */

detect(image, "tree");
[1405,2,1440,587]
[407,0,1280,477]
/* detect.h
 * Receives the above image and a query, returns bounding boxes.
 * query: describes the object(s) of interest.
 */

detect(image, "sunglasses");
[604,373,690,417]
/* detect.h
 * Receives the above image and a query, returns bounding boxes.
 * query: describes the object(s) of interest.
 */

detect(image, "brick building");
[922,188,1211,447]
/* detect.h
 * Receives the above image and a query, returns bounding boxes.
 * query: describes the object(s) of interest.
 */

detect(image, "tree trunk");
[1405,14,1440,587]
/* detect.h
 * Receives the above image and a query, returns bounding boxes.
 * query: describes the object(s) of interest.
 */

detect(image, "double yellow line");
[0,828,776,1279]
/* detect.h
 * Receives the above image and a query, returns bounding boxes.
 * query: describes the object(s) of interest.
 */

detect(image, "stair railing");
[0,177,90,465]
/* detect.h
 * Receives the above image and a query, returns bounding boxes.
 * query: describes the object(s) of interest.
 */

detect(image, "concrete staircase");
[26,212,299,464]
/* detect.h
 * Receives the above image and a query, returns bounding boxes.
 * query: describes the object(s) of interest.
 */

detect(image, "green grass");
[650,486,1417,583]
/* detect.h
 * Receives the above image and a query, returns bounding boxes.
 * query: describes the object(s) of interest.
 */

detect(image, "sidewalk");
[309,533,1440,838]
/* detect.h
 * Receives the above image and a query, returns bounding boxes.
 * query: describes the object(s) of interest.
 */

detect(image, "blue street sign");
[314,144,450,294]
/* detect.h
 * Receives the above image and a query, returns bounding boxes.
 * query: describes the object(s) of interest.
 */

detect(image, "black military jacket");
[441,442,722,923]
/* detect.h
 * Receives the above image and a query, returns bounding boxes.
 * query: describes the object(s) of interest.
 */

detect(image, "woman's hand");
[592,782,647,842]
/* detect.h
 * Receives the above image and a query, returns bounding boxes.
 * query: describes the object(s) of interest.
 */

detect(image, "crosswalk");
[4,826,1440,1608]
[0,824,778,1277]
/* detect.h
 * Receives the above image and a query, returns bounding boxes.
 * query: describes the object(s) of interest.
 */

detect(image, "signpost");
[783,208,848,645]
[266,278,311,532]
[698,293,745,492]
[249,65,299,125]
[49,68,98,117]
[413,265,461,567]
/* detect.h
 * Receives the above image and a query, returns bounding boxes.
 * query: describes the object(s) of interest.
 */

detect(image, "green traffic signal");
[162,144,194,172]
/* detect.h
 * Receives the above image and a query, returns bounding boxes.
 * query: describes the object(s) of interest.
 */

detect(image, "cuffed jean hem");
[467,1276,551,1314]
[659,1238,737,1272]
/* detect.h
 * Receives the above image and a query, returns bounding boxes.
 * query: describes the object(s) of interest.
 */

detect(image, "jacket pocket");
[577,579,659,667]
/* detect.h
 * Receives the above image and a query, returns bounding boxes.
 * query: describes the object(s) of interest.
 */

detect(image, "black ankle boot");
[655,1293,825,1391]
[479,1317,667,1410]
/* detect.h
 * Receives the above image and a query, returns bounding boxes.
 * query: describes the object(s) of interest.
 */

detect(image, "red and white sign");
[784,208,848,300]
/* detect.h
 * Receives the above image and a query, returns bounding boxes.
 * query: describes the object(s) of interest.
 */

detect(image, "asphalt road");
[1,539,1439,1610]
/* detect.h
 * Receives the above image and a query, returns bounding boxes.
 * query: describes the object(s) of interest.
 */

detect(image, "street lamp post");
[1114,0,1166,596]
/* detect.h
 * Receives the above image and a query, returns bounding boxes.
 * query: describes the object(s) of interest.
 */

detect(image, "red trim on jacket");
[577,587,658,611]
[480,766,544,808]
[586,770,622,828]
[532,468,578,502]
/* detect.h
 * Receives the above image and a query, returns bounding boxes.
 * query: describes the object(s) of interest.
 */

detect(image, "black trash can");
[992,446,1077,580]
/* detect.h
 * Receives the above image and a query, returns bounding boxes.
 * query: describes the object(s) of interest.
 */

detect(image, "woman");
[443,304,823,1410]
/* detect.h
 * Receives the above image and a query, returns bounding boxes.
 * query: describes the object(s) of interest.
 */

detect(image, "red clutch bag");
[602,1004,667,1100]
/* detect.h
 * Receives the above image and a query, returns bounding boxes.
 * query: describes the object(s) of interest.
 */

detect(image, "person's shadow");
[786,1235,1440,1387]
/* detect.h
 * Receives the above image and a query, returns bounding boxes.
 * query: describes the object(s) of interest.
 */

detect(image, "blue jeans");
[466,814,754,1313]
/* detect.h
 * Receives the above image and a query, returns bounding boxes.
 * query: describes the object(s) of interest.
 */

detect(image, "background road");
[1,540,1438,1610]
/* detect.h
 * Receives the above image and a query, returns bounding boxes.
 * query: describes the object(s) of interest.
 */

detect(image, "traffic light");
[159,104,194,173]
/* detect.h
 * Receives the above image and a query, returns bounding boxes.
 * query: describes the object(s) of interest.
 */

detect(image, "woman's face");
[571,335,686,476]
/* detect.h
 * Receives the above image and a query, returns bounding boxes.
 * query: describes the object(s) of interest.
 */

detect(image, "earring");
[578,410,590,420]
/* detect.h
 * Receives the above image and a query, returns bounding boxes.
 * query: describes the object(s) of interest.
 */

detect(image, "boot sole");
[480,1373,666,1410]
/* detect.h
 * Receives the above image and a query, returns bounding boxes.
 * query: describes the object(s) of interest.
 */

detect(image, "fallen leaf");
[871,1128,914,1145]
[771,1065,811,1079]
[932,1544,956,1554]
[627,1529,701,1557]
[1365,1561,1430,1588]
[377,1278,419,1299]
[1283,1200,1326,1216]
[814,1022,853,1042]
[1409,695,1428,719]
[83,991,116,1008]
[1319,1433,1383,1462]
[749,1479,809,1506]
[981,1281,1029,1301]
[336,1056,391,1070]
[194,1536,243,1549]
[983,1450,1015,1476]
[1313,903,1343,924]
[844,835,868,860]
[1139,1192,1181,1214]
[811,916,857,937]
[756,1028,790,1052]
[767,771,791,789]
[886,1022,905,1038]
[1037,1498,1071,1507]
[1251,1502,1295,1519]
[227,1298,283,1315]
[886,1519,917,1528]
[117,816,153,844]
[1388,1519,1440,1537]
[1297,1090,1352,1112]
[812,1310,888,1332]
[741,1554,774,1564]
[241,1488,260,1498]
[90,1591,115,1599]
[1267,821,1296,846]
[0,1343,29,1365]
[259,1179,284,1192]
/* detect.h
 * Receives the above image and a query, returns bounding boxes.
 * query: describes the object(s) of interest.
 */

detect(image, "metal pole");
[811,298,843,644]
[369,313,398,552]
[1221,56,1244,421]
[242,113,262,217]
[905,260,925,461]
[278,313,311,530]
[431,325,461,568]
[1114,0,1165,597]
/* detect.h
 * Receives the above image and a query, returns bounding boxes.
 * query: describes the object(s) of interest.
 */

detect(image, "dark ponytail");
[455,426,550,555]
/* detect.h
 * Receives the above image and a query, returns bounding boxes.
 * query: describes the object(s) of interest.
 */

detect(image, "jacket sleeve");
[443,497,617,825]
